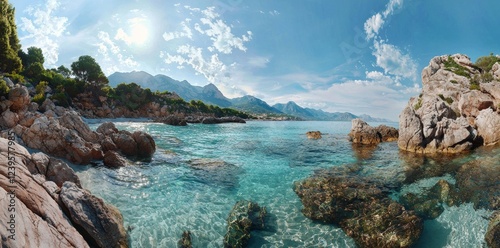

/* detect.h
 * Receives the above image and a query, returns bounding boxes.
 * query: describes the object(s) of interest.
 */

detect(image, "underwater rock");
[455,157,500,210]
[486,211,500,248]
[187,158,242,188]
[223,200,267,248]
[294,173,423,248]
[399,180,459,220]
[306,131,322,139]
[177,231,192,248]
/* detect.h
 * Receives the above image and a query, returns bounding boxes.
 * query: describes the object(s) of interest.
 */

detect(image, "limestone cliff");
[398,54,500,153]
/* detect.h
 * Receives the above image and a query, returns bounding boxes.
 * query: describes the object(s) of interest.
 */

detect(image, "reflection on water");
[76,121,498,247]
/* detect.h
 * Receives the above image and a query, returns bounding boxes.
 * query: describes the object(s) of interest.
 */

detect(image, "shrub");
[33,93,45,104]
[450,80,458,84]
[414,98,422,110]
[475,53,500,72]
[444,56,470,78]
[0,79,10,97]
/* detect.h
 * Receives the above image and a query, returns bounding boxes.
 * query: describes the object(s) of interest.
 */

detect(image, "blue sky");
[10,0,500,120]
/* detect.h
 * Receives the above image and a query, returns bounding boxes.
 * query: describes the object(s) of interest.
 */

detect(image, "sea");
[75,120,495,248]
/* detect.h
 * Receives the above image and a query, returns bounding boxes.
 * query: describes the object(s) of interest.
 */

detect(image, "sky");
[10,0,500,120]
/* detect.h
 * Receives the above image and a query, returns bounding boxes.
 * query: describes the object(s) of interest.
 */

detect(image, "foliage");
[475,53,500,72]
[71,55,108,86]
[55,65,71,78]
[5,72,24,83]
[0,0,23,73]
[438,94,453,105]
[450,80,458,84]
[414,97,422,110]
[108,83,153,110]
[33,81,48,104]
[0,78,10,97]
[443,56,470,78]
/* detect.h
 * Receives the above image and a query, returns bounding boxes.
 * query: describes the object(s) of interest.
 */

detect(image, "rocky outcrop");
[158,115,187,126]
[486,211,500,248]
[223,200,267,248]
[348,119,398,145]
[60,181,128,248]
[201,116,246,124]
[8,86,30,112]
[294,171,423,247]
[104,151,129,168]
[96,122,156,159]
[399,54,500,153]
[0,137,127,248]
[306,131,322,139]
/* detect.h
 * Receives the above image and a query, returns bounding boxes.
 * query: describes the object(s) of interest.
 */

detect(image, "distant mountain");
[230,95,282,114]
[108,71,391,121]
[273,101,391,122]
[108,71,232,107]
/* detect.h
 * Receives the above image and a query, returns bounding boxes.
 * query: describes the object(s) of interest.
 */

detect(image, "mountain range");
[108,71,392,122]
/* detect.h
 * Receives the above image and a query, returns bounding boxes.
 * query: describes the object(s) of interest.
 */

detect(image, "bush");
[0,79,10,97]
[475,53,500,72]
[444,56,470,78]
[414,98,422,110]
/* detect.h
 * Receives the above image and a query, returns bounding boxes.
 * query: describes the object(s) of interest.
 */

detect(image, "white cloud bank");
[19,0,69,67]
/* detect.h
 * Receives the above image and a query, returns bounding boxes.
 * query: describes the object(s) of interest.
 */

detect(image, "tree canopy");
[71,55,108,86]
[0,0,22,73]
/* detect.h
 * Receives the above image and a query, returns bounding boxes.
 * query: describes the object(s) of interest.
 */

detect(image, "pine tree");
[0,0,22,74]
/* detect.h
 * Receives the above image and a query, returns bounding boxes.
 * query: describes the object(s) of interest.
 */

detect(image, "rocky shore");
[0,83,158,247]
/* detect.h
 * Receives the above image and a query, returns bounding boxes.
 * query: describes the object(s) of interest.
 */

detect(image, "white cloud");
[163,44,226,84]
[362,0,417,83]
[163,20,193,41]
[97,31,139,75]
[372,41,417,80]
[364,13,384,40]
[19,0,69,67]
[269,10,280,16]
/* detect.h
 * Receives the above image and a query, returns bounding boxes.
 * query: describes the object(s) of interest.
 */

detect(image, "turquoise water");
[76,121,492,248]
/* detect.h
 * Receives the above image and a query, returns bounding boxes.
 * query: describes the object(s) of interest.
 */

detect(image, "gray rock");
[60,181,128,248]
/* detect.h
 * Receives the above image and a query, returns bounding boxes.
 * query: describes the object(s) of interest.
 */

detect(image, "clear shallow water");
[75,121,494,248]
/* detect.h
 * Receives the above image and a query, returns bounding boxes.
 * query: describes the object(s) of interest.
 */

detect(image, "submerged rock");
[294,172,422,247]
[455,157,500,210]
[178,231,193,248]
[223,200,267,248]
[187,158,242,188]
[399,180,458,219]
[306,131,322,139]
[486,211,500,248]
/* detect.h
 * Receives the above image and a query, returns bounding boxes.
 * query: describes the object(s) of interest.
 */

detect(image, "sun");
[129,22,149,45]
[116,18,151,46]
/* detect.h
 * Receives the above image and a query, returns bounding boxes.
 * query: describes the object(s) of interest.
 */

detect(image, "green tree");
[0,0,22,73]
[71,55,108,86]
[56,65,71,78]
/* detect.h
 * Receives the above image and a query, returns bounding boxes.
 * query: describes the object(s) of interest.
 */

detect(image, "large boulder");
[294,171,423,247]
[8,86,30,112]
[103,151,129,168]
[60,181,128,248]
[476,108,500,146]
[348,119,398,145]
[398,54,500,153]
[306,131,322,140]
[132,131,156,157]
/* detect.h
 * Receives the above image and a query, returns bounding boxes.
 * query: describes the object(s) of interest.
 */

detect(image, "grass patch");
[444,56,471,78]
[414,98,422,110]
[450,80,458,84]
[438,94,454,105]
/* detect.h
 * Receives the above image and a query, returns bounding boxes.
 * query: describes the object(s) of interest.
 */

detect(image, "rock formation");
[294,170,422,247]
[399,54,500,153]
[0,138,128,248]
[306,131,322,139]
[348,118,398,145]
[223,200,267,248]
[178,231,193,248]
